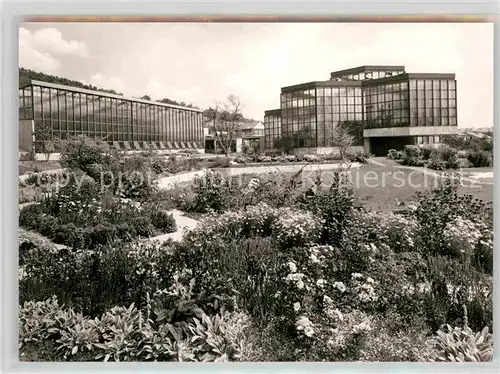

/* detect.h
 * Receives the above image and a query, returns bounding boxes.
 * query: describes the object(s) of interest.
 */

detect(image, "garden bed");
[18,136,494,362]
[19,189,177,250]
[18,171,493,362]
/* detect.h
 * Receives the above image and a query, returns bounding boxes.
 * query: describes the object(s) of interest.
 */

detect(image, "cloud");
[89,73,126,93]
[19,27,60,73]
[21,22,491,127]
[32,28,89,57]
[19,27,89,73]
[88,73,204,107]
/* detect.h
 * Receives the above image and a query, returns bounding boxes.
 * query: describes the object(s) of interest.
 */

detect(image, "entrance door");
[369,136,415,156]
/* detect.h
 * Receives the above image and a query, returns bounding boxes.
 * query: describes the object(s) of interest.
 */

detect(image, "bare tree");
[332,122,355,162]
[204,95,244,157]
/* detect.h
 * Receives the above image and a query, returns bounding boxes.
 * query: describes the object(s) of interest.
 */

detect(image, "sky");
[19,22,493,127]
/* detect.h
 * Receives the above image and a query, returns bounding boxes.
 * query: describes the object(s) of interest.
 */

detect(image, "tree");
[274,126,314,155]
[204,95,244,156]
[140,95,151,101]
[34,120,59,161]
[332,122,355,161]
[274,136,295,155]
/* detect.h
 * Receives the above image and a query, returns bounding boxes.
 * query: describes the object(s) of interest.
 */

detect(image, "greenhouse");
[19,80,205,155]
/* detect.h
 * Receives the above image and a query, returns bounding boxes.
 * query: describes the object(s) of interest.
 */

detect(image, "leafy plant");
[150,209,177,233]
[467,150,492,168]
[427,325,493,362]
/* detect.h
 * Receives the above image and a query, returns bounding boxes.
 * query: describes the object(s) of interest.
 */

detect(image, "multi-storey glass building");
[19,80,204,156]
[263,109,281,150]
[264,65,458,156]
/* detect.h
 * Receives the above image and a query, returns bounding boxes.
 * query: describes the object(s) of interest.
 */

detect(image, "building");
[19,80,205,159]
[237,122,265,153]
[236,122,264,137]
[456,128,493,141]
[203,121,265,154]
[264,65,458,156]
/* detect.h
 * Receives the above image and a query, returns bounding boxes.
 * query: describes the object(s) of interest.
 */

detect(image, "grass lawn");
[295,163,493,212]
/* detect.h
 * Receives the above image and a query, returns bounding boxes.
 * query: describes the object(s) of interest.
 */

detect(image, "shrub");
[298,171,357,247]
[150,210,177,233]
[213,156,232,168]
[191,171,237,213]
[257,156,272,163]
[303,154,319,162]
[420,146,434,160]
[414,175,492,258]
[271,208,324,248]
[467,150,492,168]
[427,325,493,362]
[402,145,425,166]
[59,136,113,174]
[347,150,370,163]
[442,216,483,259]
[427,151,446,170]
[457,150,468,159]
[387,149,399,160]
[433,145,460,169]
[19,204,47,230]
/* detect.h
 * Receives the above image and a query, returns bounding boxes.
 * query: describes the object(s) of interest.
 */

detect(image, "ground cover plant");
[388,143,492,170]
[19,136,178,248]
[19,162,493,362]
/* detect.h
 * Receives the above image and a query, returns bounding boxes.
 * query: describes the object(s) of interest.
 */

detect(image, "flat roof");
[264,109,281,115]
[281,80,362,93]
[20,79,203,113]
[330,65,406,78]
[361,72,456,86]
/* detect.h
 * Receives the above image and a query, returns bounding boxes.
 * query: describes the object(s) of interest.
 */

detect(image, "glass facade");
[409,79,457,127]
[331,68,405,82]
[19,81,204,151]
[316,85,363,146]
[364,81,410,129]
[263,110,281,149]
[264,66,458,151]
[280,89,317,147]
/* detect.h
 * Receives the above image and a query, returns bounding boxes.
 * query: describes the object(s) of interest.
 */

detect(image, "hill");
[19,68,199,109]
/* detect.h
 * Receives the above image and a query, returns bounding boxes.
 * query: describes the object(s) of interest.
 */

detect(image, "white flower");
[316,279,327,288]
[354,321,372,333]
[297,279,305,289]
[366,277,374,284]
[287,261,297,273]
[323,295,333,304]
[304,326,315,337]
[310,253,320,264]
[333,308,344,321]
[296,315,315,337]
[293,302,301,312]
[333,281,347,293]
[285,273,304,283]
[351,272,363,280]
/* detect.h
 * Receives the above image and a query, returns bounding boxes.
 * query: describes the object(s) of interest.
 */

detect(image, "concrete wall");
[33,149,206,162]
[292,146,365,156]
[363,125,458,138]
[235,138,243,153]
